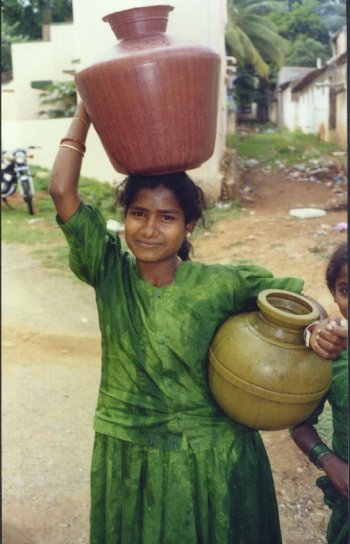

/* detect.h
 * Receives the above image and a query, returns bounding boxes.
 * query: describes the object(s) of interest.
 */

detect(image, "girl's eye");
[129,210,145,217]
[162,214,175,221]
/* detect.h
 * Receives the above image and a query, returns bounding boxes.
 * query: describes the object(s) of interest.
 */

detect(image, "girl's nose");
[142,216,158,237]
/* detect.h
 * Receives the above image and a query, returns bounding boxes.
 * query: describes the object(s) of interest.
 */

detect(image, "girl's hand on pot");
[310,316,348,359]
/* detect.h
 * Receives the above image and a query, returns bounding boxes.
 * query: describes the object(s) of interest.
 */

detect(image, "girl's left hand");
[321,454,349,499]
[310,316,348,359]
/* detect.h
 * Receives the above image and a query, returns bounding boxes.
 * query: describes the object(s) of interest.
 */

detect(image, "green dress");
[298,349,348,544]
[58,202,304,544]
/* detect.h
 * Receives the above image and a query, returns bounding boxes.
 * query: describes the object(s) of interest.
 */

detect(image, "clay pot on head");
[75,4,221,175]
[209,289,332,430]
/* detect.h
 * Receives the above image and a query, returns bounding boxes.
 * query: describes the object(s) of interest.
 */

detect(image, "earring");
[186,232,192,239]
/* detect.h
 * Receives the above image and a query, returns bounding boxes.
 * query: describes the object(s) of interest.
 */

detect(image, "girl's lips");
[137,240,162,248]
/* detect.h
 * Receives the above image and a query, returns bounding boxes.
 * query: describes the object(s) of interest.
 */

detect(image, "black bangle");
[308,443,333,469]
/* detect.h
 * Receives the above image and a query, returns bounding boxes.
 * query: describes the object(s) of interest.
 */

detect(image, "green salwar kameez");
[297,349,349,544]
[58,202,304,544]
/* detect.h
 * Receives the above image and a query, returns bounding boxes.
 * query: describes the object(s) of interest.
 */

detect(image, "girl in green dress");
[50,104,346,544]
[291,242,348,544]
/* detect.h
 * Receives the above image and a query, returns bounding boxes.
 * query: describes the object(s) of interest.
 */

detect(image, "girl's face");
[331,264,348,319]
[125,186,194,265]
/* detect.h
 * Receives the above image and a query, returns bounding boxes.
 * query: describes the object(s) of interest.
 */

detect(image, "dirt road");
[2,170,347,544]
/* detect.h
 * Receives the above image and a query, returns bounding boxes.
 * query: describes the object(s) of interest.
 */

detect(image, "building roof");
[277,66,315,87]
[292,51,347,93]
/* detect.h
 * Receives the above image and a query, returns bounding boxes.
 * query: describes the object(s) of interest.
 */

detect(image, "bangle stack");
[304,320,321,348]
[308,443,333,469]
[59,137,86,157]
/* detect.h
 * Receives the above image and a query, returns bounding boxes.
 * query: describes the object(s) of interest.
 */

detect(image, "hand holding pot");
[310,316,348,360]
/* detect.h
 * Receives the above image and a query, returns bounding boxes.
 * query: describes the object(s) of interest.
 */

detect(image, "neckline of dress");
[135,257,184,289]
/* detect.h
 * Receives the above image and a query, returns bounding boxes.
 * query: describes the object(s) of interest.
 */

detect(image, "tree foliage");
[1,0,73,73]
[226,0,346,122]
[284,35,330,66]
[233,65,257,109]
[1,20,29,73]
[38,80,77,118]
[226,0,288,79]
[269,0,346,66]
[269,3,329,44]
[2,0,73,40]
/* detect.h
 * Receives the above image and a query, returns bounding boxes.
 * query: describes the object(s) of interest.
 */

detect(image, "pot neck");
[252,289,320,346]
[252,312,305,345]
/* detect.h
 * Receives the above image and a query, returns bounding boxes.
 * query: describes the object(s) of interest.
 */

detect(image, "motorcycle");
[1,146,39,215]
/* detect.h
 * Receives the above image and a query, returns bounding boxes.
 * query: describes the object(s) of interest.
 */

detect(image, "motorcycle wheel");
[21,179,35,215]
[24,195,34,215]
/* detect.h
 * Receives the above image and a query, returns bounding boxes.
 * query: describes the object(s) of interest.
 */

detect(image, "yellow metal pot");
[208,289,332,430]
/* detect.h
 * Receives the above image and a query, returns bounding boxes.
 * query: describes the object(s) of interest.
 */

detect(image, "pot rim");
[102,5,174,24]
[257,289,320,326]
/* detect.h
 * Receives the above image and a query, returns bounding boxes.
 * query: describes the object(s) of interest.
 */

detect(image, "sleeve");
[232,264,304,314]
[57,201,121,286]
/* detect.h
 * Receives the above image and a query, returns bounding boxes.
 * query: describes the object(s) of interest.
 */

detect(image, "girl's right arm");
[49,102,91,223]
[291,424,349,498]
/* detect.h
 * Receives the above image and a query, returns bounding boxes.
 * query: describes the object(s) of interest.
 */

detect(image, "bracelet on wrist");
[60,137,86,153]
[308,443,333,469]
[59,143,84,156]
[304,320,321,348]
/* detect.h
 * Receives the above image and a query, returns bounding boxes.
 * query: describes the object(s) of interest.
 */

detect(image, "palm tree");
[226,0,288,79]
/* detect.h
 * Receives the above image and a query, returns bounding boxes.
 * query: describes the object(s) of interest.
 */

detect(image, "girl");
[291,242,348,544]
[50,103,345,544]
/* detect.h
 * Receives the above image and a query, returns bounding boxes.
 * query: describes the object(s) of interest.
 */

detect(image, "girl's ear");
[186,220,196,234]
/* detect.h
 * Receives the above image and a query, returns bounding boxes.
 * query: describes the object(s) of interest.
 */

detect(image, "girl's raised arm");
[49,102,91,223]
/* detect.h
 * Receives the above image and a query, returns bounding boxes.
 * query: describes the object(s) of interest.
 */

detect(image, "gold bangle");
[59,143,84,156]
[73,116,89,128]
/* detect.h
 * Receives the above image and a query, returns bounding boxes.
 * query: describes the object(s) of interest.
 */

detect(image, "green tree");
[226,0,288,79]
[269,2,330,44]
[38,80,77,118]
[270,0,346,66]
[2,0,73,40]
[233,65,257,110]
[226,1,289,122]
[311,0,346,34]
[1,20,29,74]
[284,35,329,65]
[1,0,73,73]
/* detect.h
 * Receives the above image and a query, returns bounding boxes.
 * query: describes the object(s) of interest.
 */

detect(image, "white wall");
[2,0,227,195]
[2,118,116,184]
[335,88,347,147]
[3,23,75,121]
[278,86,297,131]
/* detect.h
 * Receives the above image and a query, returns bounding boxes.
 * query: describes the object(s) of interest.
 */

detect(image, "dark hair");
[116,172,209,260]
[325,241,347,291]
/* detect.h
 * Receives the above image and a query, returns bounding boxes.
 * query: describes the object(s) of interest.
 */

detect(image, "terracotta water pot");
[75,5,221,175]
[208,289,332,430]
